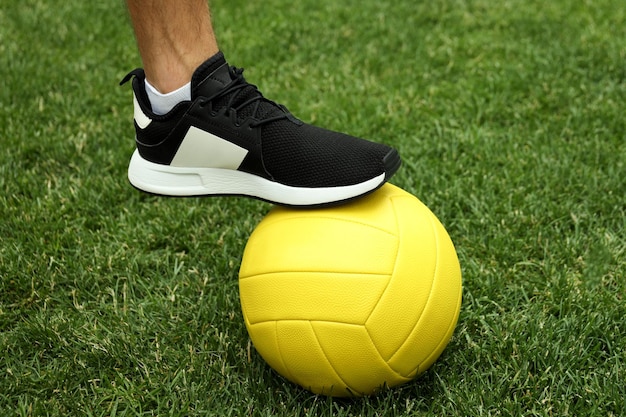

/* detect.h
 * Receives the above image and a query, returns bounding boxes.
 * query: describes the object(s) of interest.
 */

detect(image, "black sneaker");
[120,52,401,207]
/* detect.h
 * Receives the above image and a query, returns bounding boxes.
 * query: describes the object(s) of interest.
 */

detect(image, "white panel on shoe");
[170,126,249,169]
[133,94,153,129]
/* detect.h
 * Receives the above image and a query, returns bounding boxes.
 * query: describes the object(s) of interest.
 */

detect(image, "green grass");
[1,0,625,415]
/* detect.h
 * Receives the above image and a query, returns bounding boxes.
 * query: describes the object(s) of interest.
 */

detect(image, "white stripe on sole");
[127,150,385,206]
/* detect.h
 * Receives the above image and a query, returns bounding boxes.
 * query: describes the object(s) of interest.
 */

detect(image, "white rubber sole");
[127,150,385,206]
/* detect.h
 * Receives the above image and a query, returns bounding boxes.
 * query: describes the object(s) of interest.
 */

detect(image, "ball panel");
[273,321,346,393]
[382,210,461,376]
[240,272,390,325]
[267,187,400,235]
[387,212,462,376]
[365,194,438,362]
[239,216,399,278]
[311,321,410,396]
[243,321,290,379]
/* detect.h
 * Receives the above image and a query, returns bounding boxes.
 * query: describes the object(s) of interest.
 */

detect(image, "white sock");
[145,79,191,115]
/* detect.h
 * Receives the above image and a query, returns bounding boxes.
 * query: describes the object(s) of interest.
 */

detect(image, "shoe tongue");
[190,52,284,122]
[190,52,230,99]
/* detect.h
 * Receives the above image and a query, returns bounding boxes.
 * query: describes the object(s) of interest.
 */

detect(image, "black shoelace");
[200,66,289,128]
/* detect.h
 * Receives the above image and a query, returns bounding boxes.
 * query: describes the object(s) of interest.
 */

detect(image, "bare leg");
[126,0,219,93]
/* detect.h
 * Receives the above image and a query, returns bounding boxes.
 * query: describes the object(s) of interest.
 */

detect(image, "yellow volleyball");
[239,184,462,397]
